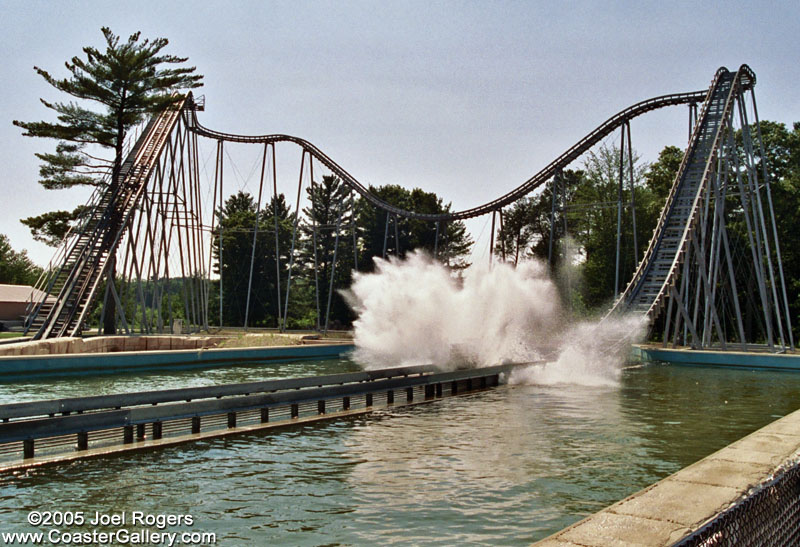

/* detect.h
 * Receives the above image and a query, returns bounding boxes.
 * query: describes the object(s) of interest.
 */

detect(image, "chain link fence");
[675,461,800,546]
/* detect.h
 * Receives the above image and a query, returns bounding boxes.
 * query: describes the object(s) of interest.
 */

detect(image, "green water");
[1,360,799,545]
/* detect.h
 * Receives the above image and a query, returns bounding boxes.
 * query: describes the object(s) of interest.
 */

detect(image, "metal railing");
[23,119,151,329]
[675,459,800,546]
[0,363,521,468]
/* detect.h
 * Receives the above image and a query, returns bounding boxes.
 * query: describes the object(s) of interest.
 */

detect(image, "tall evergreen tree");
[355,184,473,272]
[14,27,203,333]
[212,192,261,327]
[14,27,203,240]
[301,175,356,329]
[570,144,646,308]
[211,192,297,328]
[264,193,306,329]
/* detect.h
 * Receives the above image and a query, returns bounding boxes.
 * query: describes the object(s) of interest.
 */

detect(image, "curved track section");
[187,65,758,330]
[187,90,708,222]
[610,65,756,321]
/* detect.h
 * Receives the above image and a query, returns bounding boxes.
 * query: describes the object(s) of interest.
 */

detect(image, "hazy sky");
[2,0,798,266]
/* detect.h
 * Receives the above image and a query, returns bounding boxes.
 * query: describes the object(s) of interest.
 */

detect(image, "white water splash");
[343,251,647,386]
[508,314,647,387]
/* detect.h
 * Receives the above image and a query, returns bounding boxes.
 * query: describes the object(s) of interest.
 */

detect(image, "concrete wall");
[0,335,225,357]
[632,344,800,371]
[0,342,355,380]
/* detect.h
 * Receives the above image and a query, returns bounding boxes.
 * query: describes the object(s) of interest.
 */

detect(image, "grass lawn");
[0,332,24,339]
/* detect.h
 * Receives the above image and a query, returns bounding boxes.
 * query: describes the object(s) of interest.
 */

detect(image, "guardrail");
[0,363,524,470]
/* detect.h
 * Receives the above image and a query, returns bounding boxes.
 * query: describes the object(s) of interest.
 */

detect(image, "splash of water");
[343,251,647,386]
[508,314,647,387]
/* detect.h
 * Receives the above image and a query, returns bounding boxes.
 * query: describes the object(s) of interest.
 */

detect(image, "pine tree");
[14,27,203,333]
[211,192,296,328]
[14,27,203,240]
[301,175,356,328]
[355,184,473,272]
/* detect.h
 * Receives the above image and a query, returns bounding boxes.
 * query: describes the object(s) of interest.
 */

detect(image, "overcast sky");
[2,0,798,266]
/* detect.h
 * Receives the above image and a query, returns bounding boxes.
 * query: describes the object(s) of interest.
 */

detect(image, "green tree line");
[211,177,473,330]
[494,143,680,312]
[0,234,42,286]
[495,122,800,342]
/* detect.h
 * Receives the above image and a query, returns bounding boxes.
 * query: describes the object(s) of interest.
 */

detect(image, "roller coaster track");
[186,89,710,222]
[26,65,760,338]
[25,98,188,340]
[610,65,756,321]
[188,64,761,332]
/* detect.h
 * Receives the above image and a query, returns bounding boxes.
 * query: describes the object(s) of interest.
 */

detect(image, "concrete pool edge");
[0,343,355,380]
[533,406,800,546]
[632,344,800,371]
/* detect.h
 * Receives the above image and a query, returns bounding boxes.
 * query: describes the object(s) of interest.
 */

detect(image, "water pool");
[1,360,799,544]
